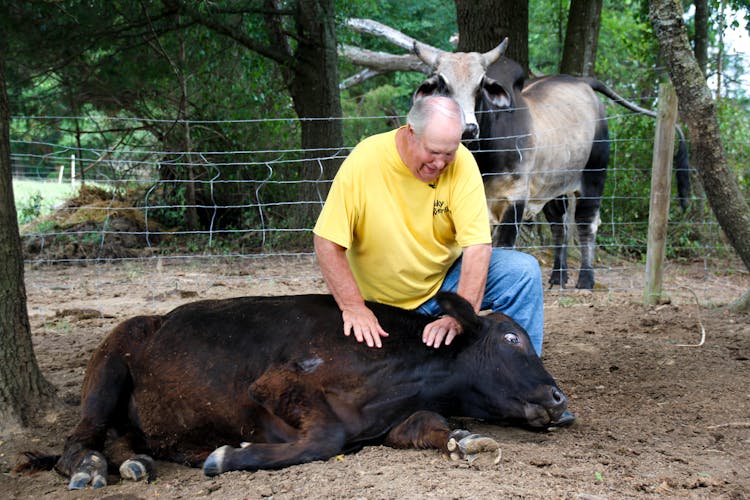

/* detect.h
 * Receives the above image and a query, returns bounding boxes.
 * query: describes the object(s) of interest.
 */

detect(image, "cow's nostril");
[551,387,566,405]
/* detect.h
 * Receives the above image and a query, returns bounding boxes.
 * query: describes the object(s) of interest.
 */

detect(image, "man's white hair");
[407,95,466,137]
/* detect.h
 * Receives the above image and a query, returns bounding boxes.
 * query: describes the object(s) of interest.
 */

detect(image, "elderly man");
[314,95,544,355]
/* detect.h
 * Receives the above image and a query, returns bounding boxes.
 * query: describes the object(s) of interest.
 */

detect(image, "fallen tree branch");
[345,18,440,53]
[339,45,430,73]
[338,18,440,87]
[706,422,750,430]
[339,68,385,89]
[338,45,431,88]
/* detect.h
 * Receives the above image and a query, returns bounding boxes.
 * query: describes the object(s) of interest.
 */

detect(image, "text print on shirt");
[433,199,451,216]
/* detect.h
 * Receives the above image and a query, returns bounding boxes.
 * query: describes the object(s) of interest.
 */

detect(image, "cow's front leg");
[384,411,501,466]
[202,426,346,476]
[543,196,570,288]
[204,365,346,475]
[61,449,108,490]
[493,200,526,247]
[574,202,601,290]
[118,454,156,483]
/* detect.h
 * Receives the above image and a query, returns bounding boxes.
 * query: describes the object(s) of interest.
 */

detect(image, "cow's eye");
[504,333,520,344]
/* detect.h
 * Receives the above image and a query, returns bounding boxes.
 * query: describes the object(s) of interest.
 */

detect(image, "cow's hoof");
[548,271,569,288]
[448,432,499,455]
[68,451,108,489]
[447,431,501,467]
[575,271,595,290]
[68,471,107,490]
[203,445,233,476]
[119,455,156,482]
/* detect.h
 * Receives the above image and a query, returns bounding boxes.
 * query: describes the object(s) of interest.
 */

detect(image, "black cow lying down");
[18,292,569,490]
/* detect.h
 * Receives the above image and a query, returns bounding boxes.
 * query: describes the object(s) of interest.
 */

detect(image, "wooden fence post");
[644,83,678,305]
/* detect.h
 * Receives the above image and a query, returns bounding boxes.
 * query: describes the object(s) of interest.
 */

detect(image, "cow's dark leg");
[56,316,160,489]
[244,397,301,444]
[107,433,156,483]
[493,200,526,247]
[57,362,128,489]
[543,196,569,288]
[384,411,501,465]
[575,124,609,290]
[383,410,451,450]
[573,199,601,290]
[204,365,348,476]
[202,425,347,476]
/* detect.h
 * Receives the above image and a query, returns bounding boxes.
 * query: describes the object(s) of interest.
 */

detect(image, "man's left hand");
[422,315,462,348]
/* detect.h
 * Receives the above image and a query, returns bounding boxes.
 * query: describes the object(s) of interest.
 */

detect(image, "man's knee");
[489,249,542,283]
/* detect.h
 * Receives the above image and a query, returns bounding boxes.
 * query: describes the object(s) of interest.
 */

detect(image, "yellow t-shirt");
[314,128,491,309]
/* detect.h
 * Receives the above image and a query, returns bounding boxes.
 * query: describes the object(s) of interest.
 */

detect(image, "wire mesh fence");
[10,105,749,303]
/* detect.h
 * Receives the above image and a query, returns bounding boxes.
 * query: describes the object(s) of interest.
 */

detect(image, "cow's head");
[412,39,512,140]
[436,292,568,427]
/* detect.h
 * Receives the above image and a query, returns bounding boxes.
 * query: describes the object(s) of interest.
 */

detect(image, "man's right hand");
[341,304,389,348]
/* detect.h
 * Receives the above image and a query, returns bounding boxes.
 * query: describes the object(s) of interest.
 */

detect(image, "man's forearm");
[456,244,492,312]
[313,235,365,311]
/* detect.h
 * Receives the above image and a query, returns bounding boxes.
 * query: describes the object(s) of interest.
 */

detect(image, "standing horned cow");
[410,39,690,289]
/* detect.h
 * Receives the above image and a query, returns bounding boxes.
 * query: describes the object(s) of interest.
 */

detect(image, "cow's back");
[110,295,440,456]
[520,76,606,205]
[116,295,346,455]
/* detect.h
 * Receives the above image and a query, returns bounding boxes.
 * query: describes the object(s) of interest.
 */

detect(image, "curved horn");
[481,38,508,67]
[413,40,445,68]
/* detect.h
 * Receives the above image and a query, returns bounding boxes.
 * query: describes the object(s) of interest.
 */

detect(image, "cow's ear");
[413,75,445,102]
[481,77,512,109]
[435,292,483,333]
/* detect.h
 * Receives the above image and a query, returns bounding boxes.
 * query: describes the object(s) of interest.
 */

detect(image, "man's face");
[407,116,462,183]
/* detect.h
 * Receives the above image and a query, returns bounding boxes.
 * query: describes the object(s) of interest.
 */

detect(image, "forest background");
[4,0,750,262]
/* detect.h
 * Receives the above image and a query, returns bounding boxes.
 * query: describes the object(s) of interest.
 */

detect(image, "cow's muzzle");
[523,386,568,427]
[461,123,479,141]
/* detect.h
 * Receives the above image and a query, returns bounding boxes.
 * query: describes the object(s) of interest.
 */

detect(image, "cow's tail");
[13,451,60,474]
[587,78,691,210]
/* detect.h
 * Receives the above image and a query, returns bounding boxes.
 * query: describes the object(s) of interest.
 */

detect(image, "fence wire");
[10,107,749,305]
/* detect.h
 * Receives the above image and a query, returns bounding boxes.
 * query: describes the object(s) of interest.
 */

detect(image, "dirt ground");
[1,256,748,499]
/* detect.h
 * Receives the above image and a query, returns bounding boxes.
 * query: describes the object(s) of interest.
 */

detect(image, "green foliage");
[13,180,79,224]
[338,0,457,132]
[529,0,567,75]
[718,97,750,195]
[16,191,44,225]
[6,0,749,258]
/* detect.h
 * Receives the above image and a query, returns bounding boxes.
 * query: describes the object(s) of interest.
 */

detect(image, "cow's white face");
[433,52,487,139]
[413,40,507,140]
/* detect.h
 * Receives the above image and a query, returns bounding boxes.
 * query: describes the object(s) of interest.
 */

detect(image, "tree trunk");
[559,0,603,76]
[715,0,726,98]
[287,0,343,227]
[693,0,709,77]
[177,25,199,232]
[186,0,344,233]
[0,33,57,432]
[455,0,529,74]
[288,0,343,164]
[649,0,750,277]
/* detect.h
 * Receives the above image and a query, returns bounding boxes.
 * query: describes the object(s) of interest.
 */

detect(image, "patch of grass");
[13,180,79,223]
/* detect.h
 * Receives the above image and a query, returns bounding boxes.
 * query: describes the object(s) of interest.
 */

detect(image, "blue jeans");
[416,248,545,356]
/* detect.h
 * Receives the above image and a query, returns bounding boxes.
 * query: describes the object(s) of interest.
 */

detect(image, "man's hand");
[422,315,462,348]
[342,304,390,348]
